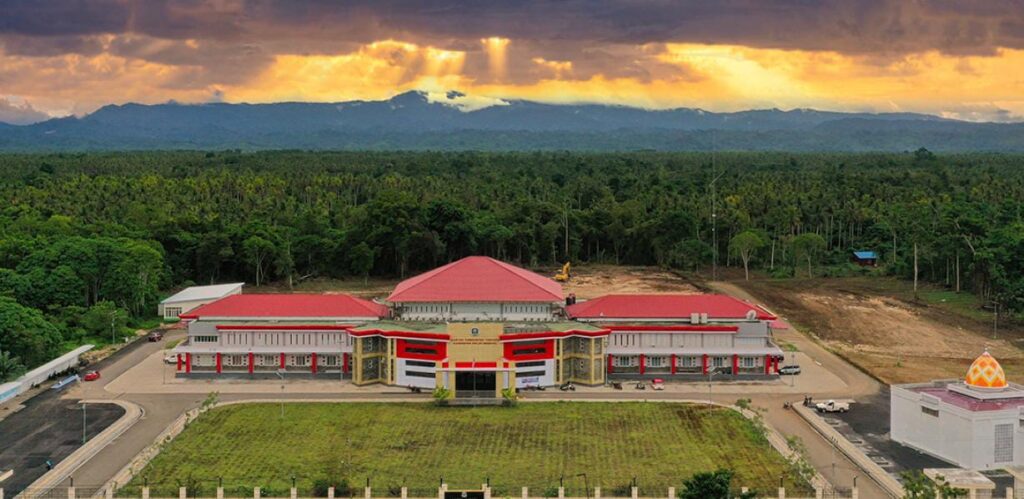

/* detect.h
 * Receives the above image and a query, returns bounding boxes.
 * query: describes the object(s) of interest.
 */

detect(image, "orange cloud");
[2,38,1024,122]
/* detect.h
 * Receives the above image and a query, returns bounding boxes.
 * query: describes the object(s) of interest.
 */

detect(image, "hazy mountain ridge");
[1,91,1019,151]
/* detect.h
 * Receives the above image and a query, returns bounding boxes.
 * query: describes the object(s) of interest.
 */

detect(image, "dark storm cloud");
[4,0,1024,56]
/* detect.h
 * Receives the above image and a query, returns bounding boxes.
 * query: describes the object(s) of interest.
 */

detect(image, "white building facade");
[891,352,1024,470]
[159,282,244,319]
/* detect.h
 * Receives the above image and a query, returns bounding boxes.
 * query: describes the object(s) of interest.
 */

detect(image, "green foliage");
[2,150,1024,372]
[901,470,967,499]
[729,231,766,280]
[791,233,826,277]
[432,387,451,405]
[81,301,129,340]
[0,297,62,368]
[678,469,755,499]
[0,350,26,382]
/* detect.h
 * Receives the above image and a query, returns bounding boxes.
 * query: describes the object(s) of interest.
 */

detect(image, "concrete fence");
[4,485,893,499]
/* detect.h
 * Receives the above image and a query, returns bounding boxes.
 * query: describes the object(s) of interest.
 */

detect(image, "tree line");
[0,149,1022,378]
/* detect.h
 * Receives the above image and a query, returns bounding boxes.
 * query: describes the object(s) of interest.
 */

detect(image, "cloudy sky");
[1,0,1024,124]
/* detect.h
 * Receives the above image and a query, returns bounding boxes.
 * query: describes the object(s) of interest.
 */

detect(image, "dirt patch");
[252,265,699,301]
[731,277,1024,385]
[559,264,700,299]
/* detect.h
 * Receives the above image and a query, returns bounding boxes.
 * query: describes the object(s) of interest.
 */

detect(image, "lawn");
[124,402,807,498]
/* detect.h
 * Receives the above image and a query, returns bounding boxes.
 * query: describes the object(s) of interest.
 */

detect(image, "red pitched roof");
[179,294,387,319]
[565,294,776,321]
[387,256,563,303]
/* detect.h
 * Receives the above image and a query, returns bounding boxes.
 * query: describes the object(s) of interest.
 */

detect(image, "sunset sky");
[2,0,1024,124]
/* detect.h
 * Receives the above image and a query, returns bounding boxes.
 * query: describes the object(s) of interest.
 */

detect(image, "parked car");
[651,378,665,390]
[83,370,101,381]
[163,354,178,364]
[148,331,164,342]
[778,365,802,375]
[815,400,850,413]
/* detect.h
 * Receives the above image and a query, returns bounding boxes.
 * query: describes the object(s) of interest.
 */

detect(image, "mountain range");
[1,91,1022,152]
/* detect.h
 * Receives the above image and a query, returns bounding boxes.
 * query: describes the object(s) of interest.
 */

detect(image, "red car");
[83,371,101,381]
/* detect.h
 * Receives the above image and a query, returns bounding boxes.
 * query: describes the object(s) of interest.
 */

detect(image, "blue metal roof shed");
[853,251,878,260]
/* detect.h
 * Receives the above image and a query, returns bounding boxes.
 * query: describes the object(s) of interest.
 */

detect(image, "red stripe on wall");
[248,352,254,374]
[396,339,447,361]
[216,353,222,374]
[217,324,355,330]
[604,325,738,332]
[453,362,497,368]
[503,339,555,361]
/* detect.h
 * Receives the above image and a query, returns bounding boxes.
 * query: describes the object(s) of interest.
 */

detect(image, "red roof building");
[566,294,776,321]
[179,293,387,320]
[387,256,563,303]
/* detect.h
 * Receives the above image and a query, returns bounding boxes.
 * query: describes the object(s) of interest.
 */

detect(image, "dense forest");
[1,150,1023,379]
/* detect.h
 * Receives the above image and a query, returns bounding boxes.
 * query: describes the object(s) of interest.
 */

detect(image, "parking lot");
[0,389,124,495]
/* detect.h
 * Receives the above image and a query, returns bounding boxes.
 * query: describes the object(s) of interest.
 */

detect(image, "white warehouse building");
[158,282,244,320]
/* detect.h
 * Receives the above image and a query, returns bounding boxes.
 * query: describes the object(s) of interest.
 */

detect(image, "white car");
[815,400,850,413]
[163,354,178,364]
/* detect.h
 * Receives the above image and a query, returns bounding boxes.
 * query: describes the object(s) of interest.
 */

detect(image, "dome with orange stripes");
[965,351,1007,390]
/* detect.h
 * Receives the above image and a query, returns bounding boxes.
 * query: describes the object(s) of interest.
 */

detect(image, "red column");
[732,354,739,375]
[671,354,677,375]
[342,352,349,374]
[774,357,780,373]
[176,354,182,372]
[280,352,286,369]
[765,355,770,375]
[215,353,222,374]
[607,354,614,374]
[311,353,318,374]
[248,352,254,374]
[185,353,192,374]
[702,354,708,375]
[639,354,646,375]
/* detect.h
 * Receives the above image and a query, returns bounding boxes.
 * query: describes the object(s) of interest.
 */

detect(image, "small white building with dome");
[891,352,1024,470]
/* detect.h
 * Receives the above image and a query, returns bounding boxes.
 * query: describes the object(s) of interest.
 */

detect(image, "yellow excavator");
[554,262,571,282]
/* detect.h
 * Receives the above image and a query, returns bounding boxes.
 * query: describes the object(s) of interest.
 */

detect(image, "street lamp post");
[81,402,87,444]
[280,384,285,419]
[707,371,715,406]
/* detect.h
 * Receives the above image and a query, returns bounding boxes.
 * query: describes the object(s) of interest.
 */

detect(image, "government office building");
[173,256,784,398]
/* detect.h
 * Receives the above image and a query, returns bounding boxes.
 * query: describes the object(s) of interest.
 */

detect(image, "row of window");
[611,355,762,367]
[191,332,352,347]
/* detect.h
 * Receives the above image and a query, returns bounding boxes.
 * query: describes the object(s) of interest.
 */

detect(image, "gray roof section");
[161,283,244,304]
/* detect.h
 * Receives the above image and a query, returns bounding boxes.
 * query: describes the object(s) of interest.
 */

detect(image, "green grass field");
[124,402,808,497]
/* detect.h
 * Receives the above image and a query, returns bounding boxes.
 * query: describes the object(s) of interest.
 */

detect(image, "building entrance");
[455,371,496,398]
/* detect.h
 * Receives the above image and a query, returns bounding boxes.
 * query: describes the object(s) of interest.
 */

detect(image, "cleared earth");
[729,276,1024,385]
[250,264,700,301]
[123,402,807,497]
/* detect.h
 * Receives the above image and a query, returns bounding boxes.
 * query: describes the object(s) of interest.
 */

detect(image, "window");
[405,370,435,379]
[648,356,665,368]
[517,370,547,377]
[406,360,436,368]
[921,406,939,417]
[193,335,218,343]
[165,307,181,318]
[741,357,757,368]
[613,356,637,367]
[995,424,1014,462]
[516,361,546,368]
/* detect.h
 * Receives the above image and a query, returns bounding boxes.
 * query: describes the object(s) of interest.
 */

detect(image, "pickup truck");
[815,400,850,413]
